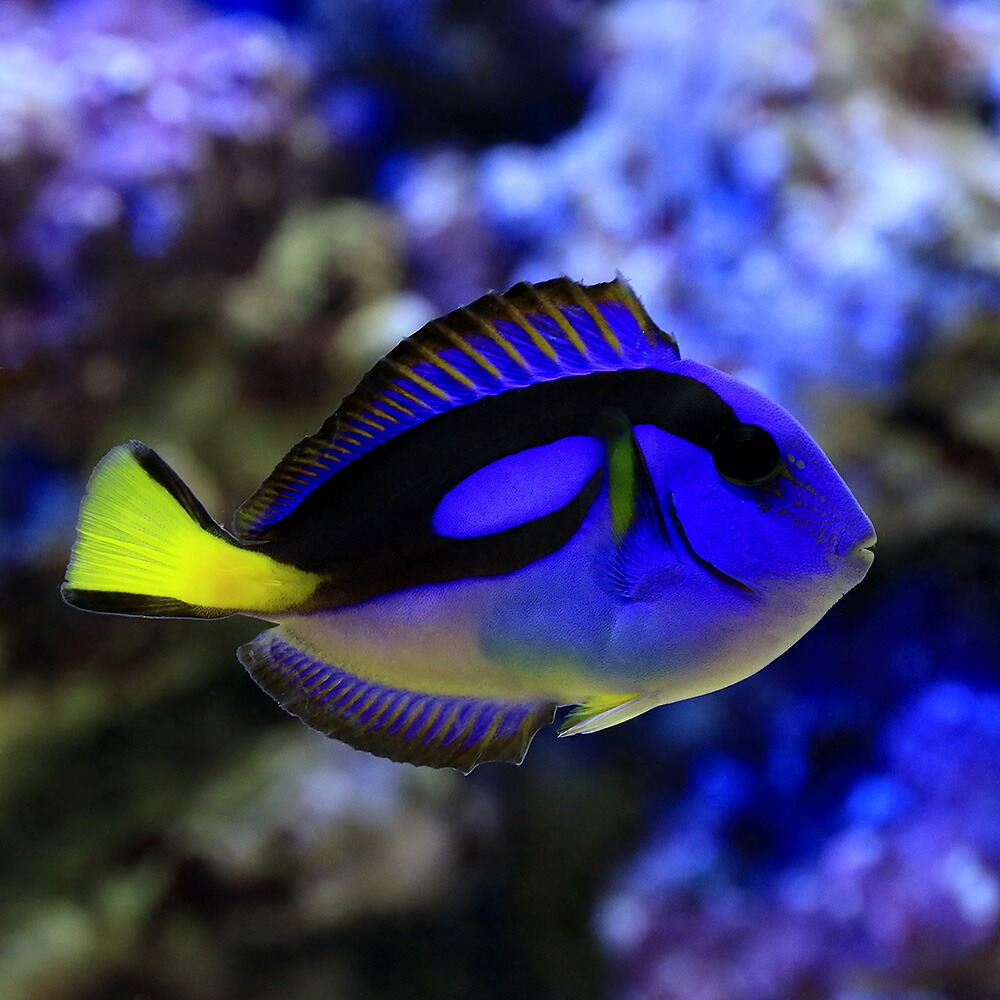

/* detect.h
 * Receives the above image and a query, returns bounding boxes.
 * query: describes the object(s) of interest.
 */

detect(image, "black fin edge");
[125,440,234,542]
[60,586,235,619]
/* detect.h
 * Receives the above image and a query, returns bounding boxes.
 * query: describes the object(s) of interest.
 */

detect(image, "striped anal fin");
[239,629,557,773]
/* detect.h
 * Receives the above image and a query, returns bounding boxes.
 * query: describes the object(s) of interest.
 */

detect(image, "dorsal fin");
[235,276,678,540]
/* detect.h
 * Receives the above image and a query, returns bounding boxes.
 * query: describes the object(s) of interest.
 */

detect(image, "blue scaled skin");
[62,277,875,771]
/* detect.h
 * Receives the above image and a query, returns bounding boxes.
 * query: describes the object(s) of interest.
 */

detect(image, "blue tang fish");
[62,277,875,772]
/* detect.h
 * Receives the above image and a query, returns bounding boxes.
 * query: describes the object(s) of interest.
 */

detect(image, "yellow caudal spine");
[62,442,320,618]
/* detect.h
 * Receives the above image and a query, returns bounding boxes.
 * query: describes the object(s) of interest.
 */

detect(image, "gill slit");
[663,491,757,596]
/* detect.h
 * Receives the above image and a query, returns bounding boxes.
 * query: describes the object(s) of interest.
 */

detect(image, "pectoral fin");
[598,410,678,599]
[597,412,753,600]
[239,628,556,773]
[600,410,667,545]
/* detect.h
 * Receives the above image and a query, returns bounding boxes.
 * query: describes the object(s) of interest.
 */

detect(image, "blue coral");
[599,679,1000,1000]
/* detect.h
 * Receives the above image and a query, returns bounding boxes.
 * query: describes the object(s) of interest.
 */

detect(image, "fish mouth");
[844,531,877,566]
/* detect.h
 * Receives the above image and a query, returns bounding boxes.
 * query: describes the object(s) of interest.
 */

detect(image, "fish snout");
[839,528,877,567]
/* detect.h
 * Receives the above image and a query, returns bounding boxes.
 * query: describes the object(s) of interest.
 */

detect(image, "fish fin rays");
[558,693,662,736]
[234,277,677,540]
[61,441,319,618]
[239,628,557,772]
[600,409,668,546]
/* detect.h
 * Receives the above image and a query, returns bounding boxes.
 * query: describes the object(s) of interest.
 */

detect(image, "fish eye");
[711,423,782,487]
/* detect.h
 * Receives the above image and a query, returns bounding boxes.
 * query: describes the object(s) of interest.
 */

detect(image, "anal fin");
[238,628,556,773]
[559,693,662,737]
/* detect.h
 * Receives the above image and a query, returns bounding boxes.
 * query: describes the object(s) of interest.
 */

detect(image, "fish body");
[63,277,875,771]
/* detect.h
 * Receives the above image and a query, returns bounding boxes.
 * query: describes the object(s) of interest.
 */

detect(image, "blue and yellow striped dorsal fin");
[239,628,557,772]
[234,275,677,540]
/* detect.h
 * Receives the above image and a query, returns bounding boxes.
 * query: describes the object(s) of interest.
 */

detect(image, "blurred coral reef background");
[3,0,1000,998]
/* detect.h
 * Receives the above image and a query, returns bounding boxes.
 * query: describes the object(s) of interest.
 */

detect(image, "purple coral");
[0,0,318,364]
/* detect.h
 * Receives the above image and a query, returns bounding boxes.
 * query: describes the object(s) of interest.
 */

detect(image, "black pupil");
[712,424,782,486]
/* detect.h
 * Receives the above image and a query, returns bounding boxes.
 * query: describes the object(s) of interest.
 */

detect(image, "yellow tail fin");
[62,442,320,618]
